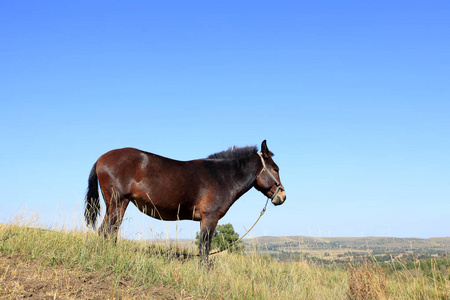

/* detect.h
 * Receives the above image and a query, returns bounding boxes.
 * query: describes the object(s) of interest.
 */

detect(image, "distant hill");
[241,236,450,258]
[244,235,450,246]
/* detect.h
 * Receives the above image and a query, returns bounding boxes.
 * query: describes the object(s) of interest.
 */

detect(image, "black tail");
[85,162,100,229]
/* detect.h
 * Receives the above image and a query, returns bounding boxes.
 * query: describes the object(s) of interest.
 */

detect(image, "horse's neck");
[225,157,259,200]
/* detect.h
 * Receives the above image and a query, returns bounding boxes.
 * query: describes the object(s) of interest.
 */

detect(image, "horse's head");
[254,140,286,206]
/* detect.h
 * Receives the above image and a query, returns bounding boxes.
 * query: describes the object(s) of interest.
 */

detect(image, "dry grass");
[0,255,174,299]
[347,263,387,300]
[1,222,449,299]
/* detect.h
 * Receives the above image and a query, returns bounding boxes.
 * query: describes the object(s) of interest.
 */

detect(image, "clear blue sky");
[1,1,449,239]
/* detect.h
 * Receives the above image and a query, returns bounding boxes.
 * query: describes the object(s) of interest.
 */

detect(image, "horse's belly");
[131,198,201,221]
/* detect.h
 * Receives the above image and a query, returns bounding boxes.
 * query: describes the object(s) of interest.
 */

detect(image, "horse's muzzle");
[271,190,286,206]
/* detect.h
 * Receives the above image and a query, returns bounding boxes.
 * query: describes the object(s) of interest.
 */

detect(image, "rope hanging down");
[208,197,270,256]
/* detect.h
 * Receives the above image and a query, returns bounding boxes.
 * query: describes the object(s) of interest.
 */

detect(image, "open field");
[245,235,450,251]
[1,223,449,299]
[243,235,450,263]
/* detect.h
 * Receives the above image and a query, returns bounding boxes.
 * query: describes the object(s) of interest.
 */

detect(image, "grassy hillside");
[1,223,449,299]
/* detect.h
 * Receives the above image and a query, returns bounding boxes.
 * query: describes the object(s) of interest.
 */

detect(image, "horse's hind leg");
[99,189,130,239]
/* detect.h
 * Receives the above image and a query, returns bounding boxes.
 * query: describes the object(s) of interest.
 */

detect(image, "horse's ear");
[261,140,272,158]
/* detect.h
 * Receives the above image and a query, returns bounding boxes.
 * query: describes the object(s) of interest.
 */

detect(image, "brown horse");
[85,140,286,262]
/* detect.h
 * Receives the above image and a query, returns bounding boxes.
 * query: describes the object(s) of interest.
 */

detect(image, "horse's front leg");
[199,215,218,267]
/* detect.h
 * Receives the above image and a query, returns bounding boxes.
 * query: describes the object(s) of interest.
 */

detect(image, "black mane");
[207,146,258,160]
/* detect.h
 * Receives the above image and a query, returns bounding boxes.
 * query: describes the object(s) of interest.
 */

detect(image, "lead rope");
[208,196,270,256]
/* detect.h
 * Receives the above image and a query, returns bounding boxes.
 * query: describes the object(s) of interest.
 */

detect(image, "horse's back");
[97,148,144,170]
[95,147,191,193]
